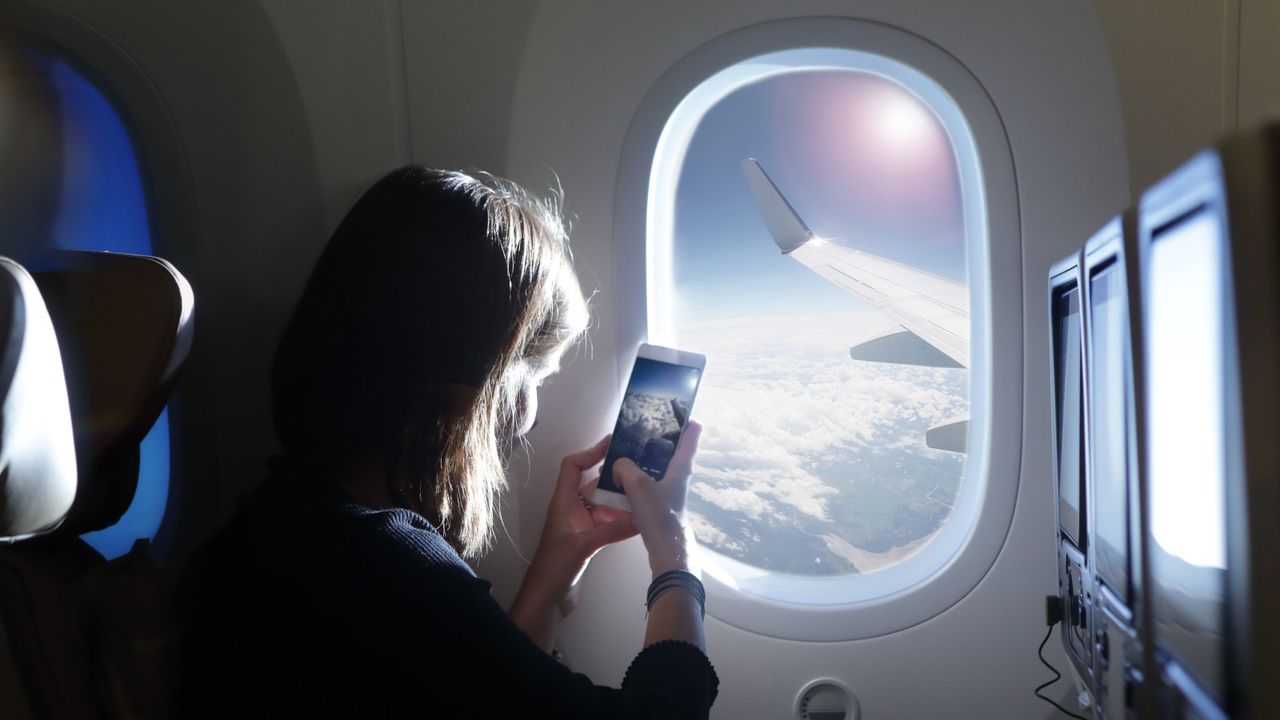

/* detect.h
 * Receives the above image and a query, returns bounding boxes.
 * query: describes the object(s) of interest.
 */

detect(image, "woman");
[183,167,718,718]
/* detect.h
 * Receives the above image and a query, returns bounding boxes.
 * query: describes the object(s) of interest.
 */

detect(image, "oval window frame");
[612,17,1022,640]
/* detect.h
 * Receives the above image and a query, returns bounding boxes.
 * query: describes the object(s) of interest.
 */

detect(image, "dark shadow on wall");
[112,0,328,560]
[402,0,540,172]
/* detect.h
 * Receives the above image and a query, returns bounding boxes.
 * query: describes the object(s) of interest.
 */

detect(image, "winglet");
[740,158,813,255]
[925,418,969,453]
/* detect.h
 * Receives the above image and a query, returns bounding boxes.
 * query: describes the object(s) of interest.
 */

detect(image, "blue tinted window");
[0,41,170,559]
[46,60,150,254]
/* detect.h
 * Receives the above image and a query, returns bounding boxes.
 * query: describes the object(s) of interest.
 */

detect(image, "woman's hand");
[612,421,701,577]
[509,435,639,652]
[613,422,708,651]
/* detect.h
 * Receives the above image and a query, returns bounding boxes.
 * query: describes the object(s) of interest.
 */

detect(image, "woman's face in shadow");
[512,353,562,437]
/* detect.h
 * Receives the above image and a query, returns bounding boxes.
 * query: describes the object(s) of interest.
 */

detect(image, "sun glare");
[875,91,934,146]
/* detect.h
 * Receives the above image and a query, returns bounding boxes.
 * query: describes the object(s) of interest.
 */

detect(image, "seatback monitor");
[1050,253,1093,683]
[1054,283,1085,549]
[1131,134,1280,717]
[1146,203,1229,705]
[1080,214,1150,720]
[1086,257,1132,603]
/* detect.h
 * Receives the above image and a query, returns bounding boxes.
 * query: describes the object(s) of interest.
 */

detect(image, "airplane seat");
[0,251,194,720]
[0,255,78,543]
[0,255,78,720]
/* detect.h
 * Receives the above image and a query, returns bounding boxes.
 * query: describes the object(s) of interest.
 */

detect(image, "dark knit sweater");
[181,466,719,718]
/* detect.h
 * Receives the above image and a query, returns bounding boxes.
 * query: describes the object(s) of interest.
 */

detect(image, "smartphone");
[593,343,706,511]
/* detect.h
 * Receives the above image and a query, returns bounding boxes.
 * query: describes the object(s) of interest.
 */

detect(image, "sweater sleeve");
[395,562,719,720]
[623,640,721,714]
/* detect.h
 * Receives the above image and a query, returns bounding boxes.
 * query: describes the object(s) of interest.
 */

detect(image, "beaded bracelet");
[645,569,706,619]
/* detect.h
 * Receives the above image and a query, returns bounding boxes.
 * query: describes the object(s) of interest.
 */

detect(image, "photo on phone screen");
[599,356,703,493]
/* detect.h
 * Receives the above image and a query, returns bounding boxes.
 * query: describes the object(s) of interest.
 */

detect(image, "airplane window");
[0,38,171,560]
[651,55,969,580]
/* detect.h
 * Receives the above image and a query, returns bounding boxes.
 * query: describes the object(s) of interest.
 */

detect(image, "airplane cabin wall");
[1095,0,1280,199]
[1237,3,1280,135]
[11,1,1272,718]
[493,2,1126,718]
[255,0,410,237]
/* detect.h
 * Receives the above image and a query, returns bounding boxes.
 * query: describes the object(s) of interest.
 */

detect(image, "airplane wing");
[741,158,970,368]
[741,158,971,453]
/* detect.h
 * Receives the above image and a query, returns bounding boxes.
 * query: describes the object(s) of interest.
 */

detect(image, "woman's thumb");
[582,515,638,553]
[615,458,657,511]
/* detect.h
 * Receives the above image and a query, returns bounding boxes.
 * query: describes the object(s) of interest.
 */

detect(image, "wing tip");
[739,158,810,255]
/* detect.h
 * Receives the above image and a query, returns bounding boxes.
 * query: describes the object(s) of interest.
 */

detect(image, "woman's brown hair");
[271,166,588,556]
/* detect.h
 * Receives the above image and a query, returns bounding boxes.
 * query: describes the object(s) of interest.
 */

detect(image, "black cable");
[1034,622,1092,720]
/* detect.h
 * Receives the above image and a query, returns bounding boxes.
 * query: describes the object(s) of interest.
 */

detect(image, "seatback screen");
[1055,285,1084,548]
[1088,262,1131,601]
[1147,208,1227,702]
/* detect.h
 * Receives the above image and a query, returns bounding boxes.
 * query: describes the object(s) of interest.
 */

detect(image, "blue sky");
[672,69,965,325]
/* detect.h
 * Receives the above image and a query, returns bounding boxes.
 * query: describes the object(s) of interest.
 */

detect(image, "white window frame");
[612,18,1022,640]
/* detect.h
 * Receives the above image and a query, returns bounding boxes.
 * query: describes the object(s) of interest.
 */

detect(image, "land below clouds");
[678,312,967,577]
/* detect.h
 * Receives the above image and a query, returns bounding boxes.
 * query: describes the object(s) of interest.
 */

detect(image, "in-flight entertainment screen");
[1088,262,1132,600]
[1055,286,1085,548]
[1147,207,1228,702]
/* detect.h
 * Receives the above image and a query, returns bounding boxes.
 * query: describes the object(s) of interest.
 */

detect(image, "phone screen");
[599,356,703,492]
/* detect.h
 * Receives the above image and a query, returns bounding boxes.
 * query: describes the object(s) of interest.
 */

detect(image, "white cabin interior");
[1,2,1276,718]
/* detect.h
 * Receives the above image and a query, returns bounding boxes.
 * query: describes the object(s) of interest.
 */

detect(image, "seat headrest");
[0,256,77,542]
[31,251,194,535]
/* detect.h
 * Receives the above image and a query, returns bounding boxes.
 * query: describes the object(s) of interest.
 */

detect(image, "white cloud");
[691,484,775,520]
[671,313,969,561]
[613,392,681,463]
[686,511,745,553]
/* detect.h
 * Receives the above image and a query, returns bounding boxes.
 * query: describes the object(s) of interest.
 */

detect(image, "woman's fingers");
[613,458,658,513]
[666,421,701,480]
[580,476,633,525]
[551,423,701,562]
[556,435,611,500]
[588,503,630,526]
[656,421,701,512]
[580,515,638,554]
[616,460,689,573]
